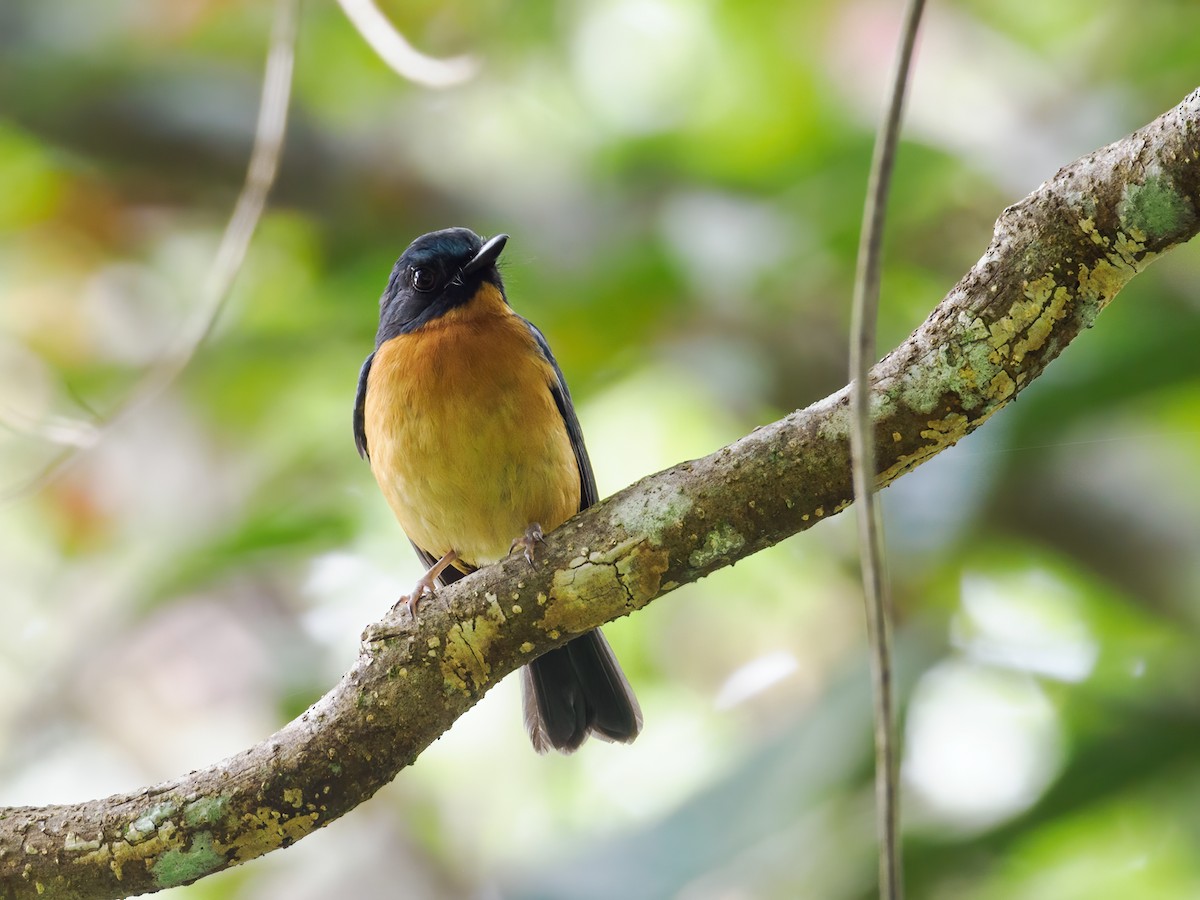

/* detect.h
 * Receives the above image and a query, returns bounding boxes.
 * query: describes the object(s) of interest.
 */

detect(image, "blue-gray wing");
[526,320,599,511]
[353,351,374,460]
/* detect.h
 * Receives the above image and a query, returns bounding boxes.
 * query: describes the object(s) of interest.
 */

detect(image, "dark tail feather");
[522,629,642,754]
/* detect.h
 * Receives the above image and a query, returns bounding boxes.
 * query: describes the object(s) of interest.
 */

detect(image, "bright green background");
[1,1,1199,897]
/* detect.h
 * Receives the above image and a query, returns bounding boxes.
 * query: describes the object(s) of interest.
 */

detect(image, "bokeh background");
[2,1,1200,897]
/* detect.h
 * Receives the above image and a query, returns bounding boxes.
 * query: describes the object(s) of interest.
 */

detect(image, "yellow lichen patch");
[552,563,630,616]
[440,599,507,693]
[227,808,320,865]
[989,277,1054,352]
[879,442,942,485]
[920,412,970,444]
[615,544,670,609]
[897,403,1005,482]
[984,274,1080,368]
[1077,258,1135,310]
[546,540,651,634]
[987,371,1016,403]
[76,802,208,886]
[880,412,974,485]
[81,822,221,890]
[78,842,118,881]
[1112,231,1145,265]
[957,364,979,391]
[282,788,304,809]
[1011,285,1070,363]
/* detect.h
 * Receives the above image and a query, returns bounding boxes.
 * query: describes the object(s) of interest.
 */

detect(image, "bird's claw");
[392,549,459,618]
[393,578,435,618]
[510,523,545,568]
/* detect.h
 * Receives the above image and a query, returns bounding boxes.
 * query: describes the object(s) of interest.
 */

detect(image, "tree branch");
[2,89,1197,900]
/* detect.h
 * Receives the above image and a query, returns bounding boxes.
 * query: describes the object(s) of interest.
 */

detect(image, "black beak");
[462,233,508,276]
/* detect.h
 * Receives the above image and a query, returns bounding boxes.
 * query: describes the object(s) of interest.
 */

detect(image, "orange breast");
[364,287,581,569]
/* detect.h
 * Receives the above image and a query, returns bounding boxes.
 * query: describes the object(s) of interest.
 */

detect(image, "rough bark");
[2,89,1198,900]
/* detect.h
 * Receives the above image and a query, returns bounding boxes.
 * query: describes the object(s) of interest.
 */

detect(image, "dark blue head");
[375,227,509,344]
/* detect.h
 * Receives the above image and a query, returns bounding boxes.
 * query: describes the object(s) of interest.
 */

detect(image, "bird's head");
[376,227,509,342]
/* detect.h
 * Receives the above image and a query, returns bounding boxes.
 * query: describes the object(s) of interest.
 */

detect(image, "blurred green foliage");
[1,0,1199,897]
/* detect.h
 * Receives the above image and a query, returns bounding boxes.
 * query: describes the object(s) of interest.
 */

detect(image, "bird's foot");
[395,575,436,618]
[509,523,545,568]
[394,550,459,617]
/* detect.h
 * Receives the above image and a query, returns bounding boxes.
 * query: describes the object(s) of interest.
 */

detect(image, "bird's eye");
[411,267,437,292]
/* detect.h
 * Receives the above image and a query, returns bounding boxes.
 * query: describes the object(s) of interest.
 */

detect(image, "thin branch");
[336,0,478,88]
[0,89,1197,900]
[1,0,298,502]
[848,2,926,897]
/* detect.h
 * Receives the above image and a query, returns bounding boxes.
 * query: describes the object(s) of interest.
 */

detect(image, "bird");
[353,227,642,754]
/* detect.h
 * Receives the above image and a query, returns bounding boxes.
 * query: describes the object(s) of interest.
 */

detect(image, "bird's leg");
[396,550,459,617]
[509,523,545,568]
